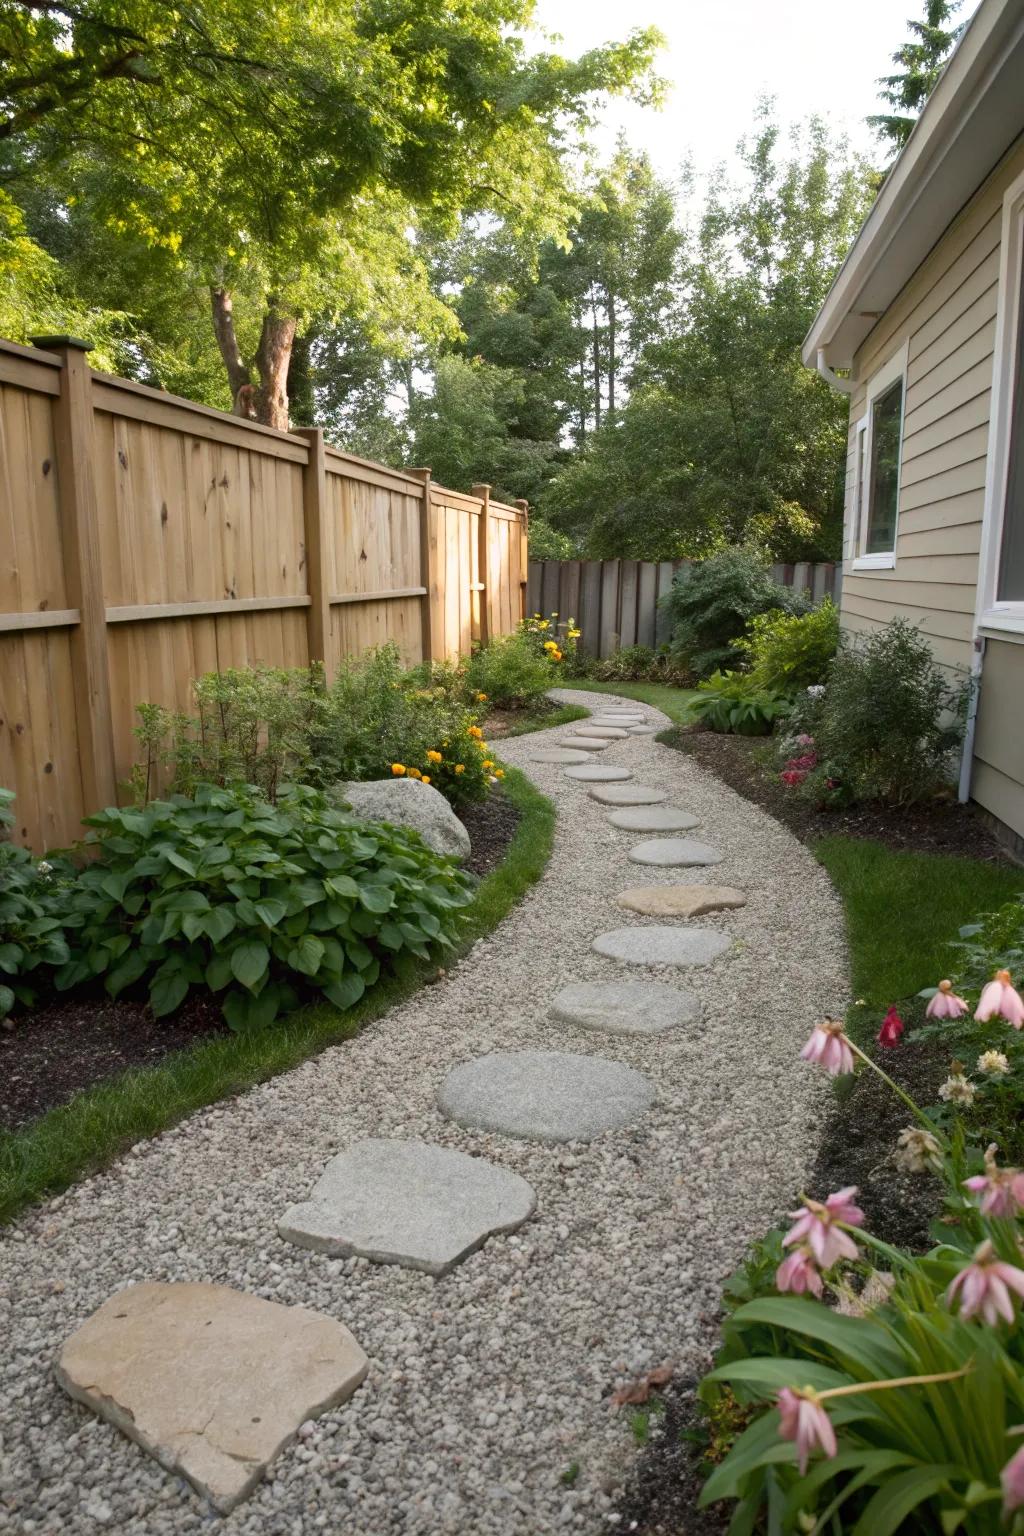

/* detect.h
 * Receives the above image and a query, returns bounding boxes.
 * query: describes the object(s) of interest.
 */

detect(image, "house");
[803,0,1024,854]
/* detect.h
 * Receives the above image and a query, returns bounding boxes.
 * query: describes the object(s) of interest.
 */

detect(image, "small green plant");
[590,643,693,685]
[0,790,72,1019]
[737,597,840,695]
[691,671,790,736]
[663,551,810,679]
[465,632,553,708]
[560,1462,581,1487]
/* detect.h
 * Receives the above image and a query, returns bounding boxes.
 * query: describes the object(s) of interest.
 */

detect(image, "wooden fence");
[0,337,528,851]
[526,558,841,659]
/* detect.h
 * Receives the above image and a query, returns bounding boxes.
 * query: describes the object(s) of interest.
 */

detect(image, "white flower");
[939,1074,977,1105]
[894,1127,943,1174]
[36,860,53,875]
[978,1050,1010,1076]
[854,998,866,1007]
[806,685,825,700]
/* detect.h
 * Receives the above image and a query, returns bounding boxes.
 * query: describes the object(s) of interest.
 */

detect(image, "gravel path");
[0,691,848,1536]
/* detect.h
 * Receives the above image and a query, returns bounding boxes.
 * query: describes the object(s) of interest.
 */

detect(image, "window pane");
[866,379,903,555]
[998,261,1024,601]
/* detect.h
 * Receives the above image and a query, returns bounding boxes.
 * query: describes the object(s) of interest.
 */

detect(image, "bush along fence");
[0,336,528,852]
[525,558,841,660]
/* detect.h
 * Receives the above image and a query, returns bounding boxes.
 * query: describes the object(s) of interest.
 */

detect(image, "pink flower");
[780,769,807,788]
[776,1247,823,1297]
[877,1006,904,1049]
[801,1019,855,1076]
[776,1387,837,1475]
[795,734,814,747]
[1002,1444,1024,1516]
[964,1144,1024,1219]
[784,1188,863,1268]
[947,1240,1024,1325]
[926,979,968,1021]
[975,971,1024,1028]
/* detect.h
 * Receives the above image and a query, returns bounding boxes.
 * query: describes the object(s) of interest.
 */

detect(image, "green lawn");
[558,677,702,725]
[0,766,554,1225]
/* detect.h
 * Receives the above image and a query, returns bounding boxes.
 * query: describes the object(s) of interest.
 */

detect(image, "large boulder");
[331,777,471,861]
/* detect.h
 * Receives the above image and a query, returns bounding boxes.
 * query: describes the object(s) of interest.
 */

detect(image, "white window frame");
[850,341,909,571]
[976,165,1024,642]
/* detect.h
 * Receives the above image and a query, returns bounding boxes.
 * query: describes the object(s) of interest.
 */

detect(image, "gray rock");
[607,807,701,832]
[564,765,633,782]
[588,784,668,806]
[529,748,592,765]
[438,1050,654,1142]
[549,981,701,1035]
[331,777,470,860]
[628,838,723,867]
[278,1140,536,1276]
[591,926,732,967]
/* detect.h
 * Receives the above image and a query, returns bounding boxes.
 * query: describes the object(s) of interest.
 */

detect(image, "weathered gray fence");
[525,558,840,659]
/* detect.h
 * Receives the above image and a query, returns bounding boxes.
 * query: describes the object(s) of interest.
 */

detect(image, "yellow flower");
[482,759,494,770]
[421,774,431,785]
[494,768,505,779]
[475,740,488,751]
[426,750,442,764]
[543,639,557,651]
[408,767,422,780]
[476,692,488,702]
[537,619,549,629]
[551,612,558,617]
[391,763,406,776]
[568,627,581,640]
[469,726,483,739]
[455,764,465,774]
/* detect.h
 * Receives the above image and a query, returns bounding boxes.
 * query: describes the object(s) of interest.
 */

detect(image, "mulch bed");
[0,793,520,1135]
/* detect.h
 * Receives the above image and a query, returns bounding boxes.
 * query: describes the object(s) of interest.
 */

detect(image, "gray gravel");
[0,687,847,1536]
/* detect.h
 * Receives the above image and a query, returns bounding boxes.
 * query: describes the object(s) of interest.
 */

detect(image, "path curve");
[0,692,848,1535]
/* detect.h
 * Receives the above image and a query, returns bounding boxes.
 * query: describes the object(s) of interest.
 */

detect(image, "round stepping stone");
[626,725,658,735]
[438,1050,654,1142]
[550,980,701,1036]
[56,1283,367,1513]
[564,764,633,782]
[590,716,644,726]
[563,736,609,751]
[592,926,731,967]
[628,838,723,867]
[616,885,747,918]
[278,1139,536,1276]
[530,748,592,764]
[574,725,629,738]
[589,784,668,806]
[608,806,701,832]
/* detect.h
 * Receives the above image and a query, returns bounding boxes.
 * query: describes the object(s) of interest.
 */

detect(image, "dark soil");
[458,789,521,878]
[665,724,1011,864]
[613,1383,730,1536]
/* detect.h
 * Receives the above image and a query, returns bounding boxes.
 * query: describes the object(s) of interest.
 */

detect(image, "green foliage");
[0,791,71,1018]
[465,634,553,710]
[664,550,810,679]
[586,644,693,686]
[526,517,577,561]
[951,899,1024,996]
[869,2,965,154]
[691,671,790,736]
[737,597,840,696]
[55,782,472,1030]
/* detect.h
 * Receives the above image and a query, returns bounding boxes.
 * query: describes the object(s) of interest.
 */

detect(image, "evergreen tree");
[868,0,965,153]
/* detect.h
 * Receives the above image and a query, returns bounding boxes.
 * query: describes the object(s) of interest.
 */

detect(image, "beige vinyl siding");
[972,639,1024,850]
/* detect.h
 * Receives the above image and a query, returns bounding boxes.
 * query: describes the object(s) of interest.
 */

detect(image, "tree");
[2,1,663,427]
[868,1,965,153]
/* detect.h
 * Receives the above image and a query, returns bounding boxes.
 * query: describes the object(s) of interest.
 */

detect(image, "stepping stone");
[564,764,633,782]
[56,1283,367,1513]
[626,725,658,735]
[530,748,592,764]
[592,927,731,967]
[628,838,723,867]
[563,736,609,751]
[590,716,644,726]
[550,980,701,1035]
[574,725,629,738]
[279,1139,536,1276]
[438,1050,654,1142]
[589,784,668,806]
[616,885,747,918]
[608,806,701,832]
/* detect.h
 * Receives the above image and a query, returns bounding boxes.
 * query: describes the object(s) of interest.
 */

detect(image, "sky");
[532,0,982,195]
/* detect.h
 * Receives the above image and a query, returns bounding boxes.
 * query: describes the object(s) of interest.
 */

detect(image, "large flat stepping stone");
[550,980,701,1035]
[564,764,633,782]
[279,1139,535,1276]
[589,784,668,806]
[617,885,747,918]
[56,1283,367,1513]
[530,748,592,764]
[608,806,700,832]
[563,736,609,751]
[590,716,644,727]
[629,838,723,867]
[574,725,629,738]
[592,927,731,967]
[626,725,658,735]
[438,1050,654,1142]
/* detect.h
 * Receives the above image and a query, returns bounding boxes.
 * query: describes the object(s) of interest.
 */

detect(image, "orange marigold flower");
[421,774,431,785]
[455,764,465,774]
[426,750,442,764]
[476,692,488,702]
[391,763,406,775]
[482,759,494,770]
[468,725,483,738]
[494,768,505,779]
[408,767,422,779]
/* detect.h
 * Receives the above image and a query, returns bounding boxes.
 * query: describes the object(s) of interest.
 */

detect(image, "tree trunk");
[210,286,254,416]
[591,297,601,431]
[607,291,617,422]
[253,299,297,431]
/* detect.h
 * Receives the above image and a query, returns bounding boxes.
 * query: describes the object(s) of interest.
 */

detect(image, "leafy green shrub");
[691,671,790,736]
[590,644,693,685]
[56,782,474,1029]
[464,633,553,708]
[737,597,840,695]
[663,551,810,678]
[0,789,71,1018]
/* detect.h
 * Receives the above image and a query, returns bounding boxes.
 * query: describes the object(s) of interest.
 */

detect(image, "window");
[979,167,1024,637]
[851,345,907,570]
[996,253,1024,602]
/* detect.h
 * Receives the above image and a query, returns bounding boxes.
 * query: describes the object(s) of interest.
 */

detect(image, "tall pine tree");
[868,1,965,153]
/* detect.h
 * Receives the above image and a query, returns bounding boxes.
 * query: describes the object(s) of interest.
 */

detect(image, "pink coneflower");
[1003,1444,1024,1516]
[964,1145,1024,1219]
[776,1387,836,1475]
[975,971,1024,1028]
[775,1247,822,1297]
[877,1006,904,1049]
[926,980,968,1020]
[947,1240,1024,1325]
[784,1189,863,1269]
[801,1019,855,1076]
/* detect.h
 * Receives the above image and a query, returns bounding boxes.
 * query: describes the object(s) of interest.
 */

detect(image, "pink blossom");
[964,1144,1024,1219]
[776,1247,823,1297]
[926,979,968,1021]
[801,1020,855,1076]
[1002,1444,1024,1516]
[975,971,1024,1029]
[947,1240,1024,1325]
[877,1006,904,1049]
[776,1387,837,1475]
[784,1188,863,1268]
[795,734,814,747]
[780,769,807,788]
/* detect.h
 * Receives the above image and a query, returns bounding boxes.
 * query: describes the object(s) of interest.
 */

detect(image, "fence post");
[471,483,491,646]
[296,428,333,682]
[409,467,441,661]
[515,499,529,623]
[32,336,117,813]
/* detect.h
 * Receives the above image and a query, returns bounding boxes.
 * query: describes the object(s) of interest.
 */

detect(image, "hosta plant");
[0,789,71,1018]
[56,782,474,1029]
[692,671,790,736]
